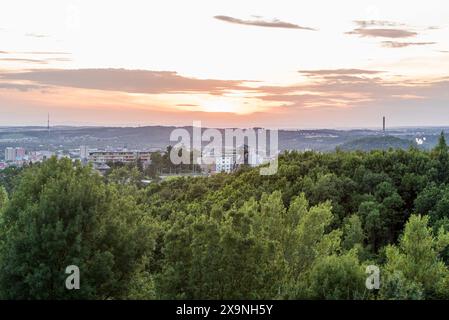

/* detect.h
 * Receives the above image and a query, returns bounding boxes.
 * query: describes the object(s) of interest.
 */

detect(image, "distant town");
[1,124,449,178]
[0,143,272,178]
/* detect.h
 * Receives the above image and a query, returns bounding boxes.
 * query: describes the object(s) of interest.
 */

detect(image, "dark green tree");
[0,157,155,299]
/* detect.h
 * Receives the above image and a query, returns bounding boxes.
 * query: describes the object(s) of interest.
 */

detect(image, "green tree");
[342,214,365,251]
[106,165,143,186]
[381,215,449,299]
[0,186,8,212]
[358,201,385,252]
[434,131,448,154]
[0,157,155,299]
[432,131,449,183]
[306,250,367,299]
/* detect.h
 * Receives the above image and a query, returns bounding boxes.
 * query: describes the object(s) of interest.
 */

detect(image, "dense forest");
[1,133,449,299]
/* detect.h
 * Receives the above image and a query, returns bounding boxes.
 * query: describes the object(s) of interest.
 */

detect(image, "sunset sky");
[1,0,449,128]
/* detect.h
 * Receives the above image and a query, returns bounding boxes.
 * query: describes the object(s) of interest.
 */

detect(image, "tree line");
[1,133,449,299]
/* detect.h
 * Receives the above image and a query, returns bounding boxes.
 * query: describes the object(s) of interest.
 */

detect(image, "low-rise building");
[215,155,234,173]
[88,150,152,165]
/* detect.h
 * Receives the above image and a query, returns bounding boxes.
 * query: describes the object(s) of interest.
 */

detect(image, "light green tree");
[381,214,449,299]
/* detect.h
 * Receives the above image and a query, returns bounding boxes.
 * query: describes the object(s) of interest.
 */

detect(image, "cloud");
[0,82,46,91]
[0,58,48,64]
[0,51,71,63]
[0,68,252,95]
[25,33,48,38]
[299,69,384,76]
[381,41,436,48]
[254,70,449,112]
[0,50,70,55]
[0,56,71,64]
[214,15,316,30]
[346,21,439,48]
[346,28,417,38]
[353,20,406,28]
[10,51,71,55]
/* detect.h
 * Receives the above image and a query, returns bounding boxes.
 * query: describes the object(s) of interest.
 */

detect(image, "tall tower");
[382,116,386,133]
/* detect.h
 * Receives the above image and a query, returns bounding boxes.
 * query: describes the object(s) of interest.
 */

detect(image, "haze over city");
[1,0,449,128]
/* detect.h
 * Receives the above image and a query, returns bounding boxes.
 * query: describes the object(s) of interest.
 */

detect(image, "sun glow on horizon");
[201,98,242,113]
[1,0,449,127]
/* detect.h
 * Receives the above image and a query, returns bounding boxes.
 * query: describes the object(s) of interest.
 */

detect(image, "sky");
[1,0,449,128]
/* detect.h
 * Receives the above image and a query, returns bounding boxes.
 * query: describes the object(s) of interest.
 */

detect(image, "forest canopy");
[1,133,449,299]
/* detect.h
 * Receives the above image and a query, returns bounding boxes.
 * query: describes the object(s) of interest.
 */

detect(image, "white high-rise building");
[80,145,89,160]
[5,147,16,162]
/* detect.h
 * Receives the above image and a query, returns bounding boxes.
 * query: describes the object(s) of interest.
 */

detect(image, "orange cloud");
[1,68,253,95]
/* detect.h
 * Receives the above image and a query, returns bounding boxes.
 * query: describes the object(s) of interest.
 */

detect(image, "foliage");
[0,158,155,299]
[1,137,449,299]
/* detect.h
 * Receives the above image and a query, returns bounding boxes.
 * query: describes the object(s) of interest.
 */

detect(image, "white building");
[5,147,16,162]
[203,145,272,174]
[215,155,234,173]
[80,145,89,160]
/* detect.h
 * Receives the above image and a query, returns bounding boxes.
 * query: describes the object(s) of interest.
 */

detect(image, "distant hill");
[338,135,416,151]
[0,126,446,156]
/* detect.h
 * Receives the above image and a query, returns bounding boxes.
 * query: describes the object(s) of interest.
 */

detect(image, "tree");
[381,215,449,299]
[0,157,155,299]
[0,186,8,212]
[0,166,23,194]
[306,250,367,299]
[415,185,449,225]
[156,195,284,299]
[434,131,448,154]
[342,214,365,251]
[106,165,143,186]
[432,131,449,183]
[380,271,424,300]
[358,201,385,252]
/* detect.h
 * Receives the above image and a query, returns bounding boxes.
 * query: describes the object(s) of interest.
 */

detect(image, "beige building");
[88,150,152,164]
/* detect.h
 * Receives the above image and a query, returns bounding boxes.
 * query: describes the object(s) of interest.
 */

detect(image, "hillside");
[339,135,416,151]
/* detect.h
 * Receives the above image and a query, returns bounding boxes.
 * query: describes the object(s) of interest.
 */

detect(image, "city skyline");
[1,0,449,128]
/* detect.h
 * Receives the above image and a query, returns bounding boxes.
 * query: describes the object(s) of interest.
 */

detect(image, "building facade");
[5,147,16,162]
[15,147,26,160]
[215,155,234,173]
[80,145,89,160]
[88,150,152,164]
